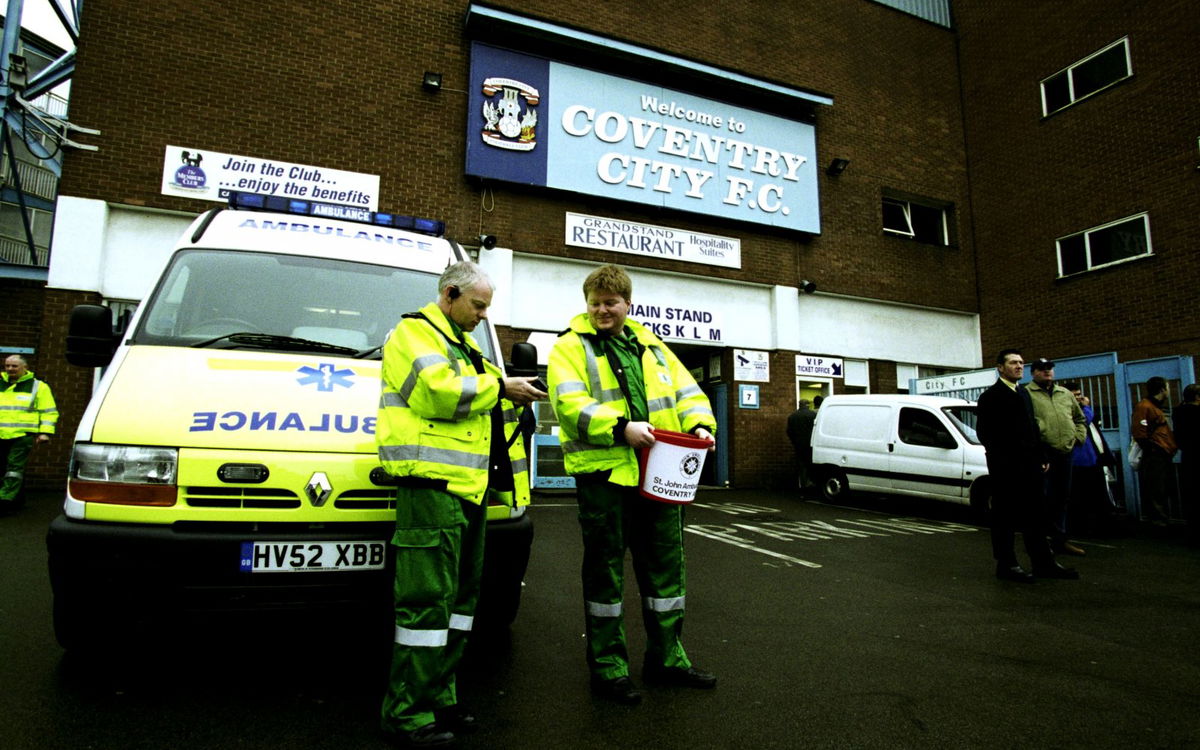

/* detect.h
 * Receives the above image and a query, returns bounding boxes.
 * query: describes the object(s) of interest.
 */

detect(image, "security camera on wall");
[800,280,817,294]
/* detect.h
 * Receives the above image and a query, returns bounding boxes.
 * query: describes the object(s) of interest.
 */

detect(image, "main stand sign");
[466,43,820,233]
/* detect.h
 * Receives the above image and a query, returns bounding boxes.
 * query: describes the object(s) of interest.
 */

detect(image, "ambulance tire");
[52,592,88,651]
[820,468,850,503]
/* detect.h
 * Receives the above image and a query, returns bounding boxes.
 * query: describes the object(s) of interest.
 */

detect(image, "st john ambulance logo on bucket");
[638,429,712,504]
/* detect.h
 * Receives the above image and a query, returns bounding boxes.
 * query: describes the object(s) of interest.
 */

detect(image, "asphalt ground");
[2,487,1199,749]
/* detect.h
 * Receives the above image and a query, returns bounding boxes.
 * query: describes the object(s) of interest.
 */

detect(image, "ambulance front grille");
[334,489,397,510]
[185,486,302,509]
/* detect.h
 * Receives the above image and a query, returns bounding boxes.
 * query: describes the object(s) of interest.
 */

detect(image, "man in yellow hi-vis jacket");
[1,355,57,507]
[376,262,545,748]
[548,264,717,706]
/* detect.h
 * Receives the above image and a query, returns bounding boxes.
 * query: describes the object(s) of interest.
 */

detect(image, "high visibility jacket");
[0,371,57,439]
[376,303,530,507]
[548,314,716,486]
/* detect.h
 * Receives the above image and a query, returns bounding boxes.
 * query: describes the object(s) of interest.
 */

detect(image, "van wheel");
[821,469,850,502]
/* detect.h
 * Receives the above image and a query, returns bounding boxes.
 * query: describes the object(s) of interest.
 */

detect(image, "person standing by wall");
[1131,376,1177,527]
[1063,382,1116,536]
[1026,359,1087,556]
[0,355,58,510]
[548,264,718,705]
[975,349,1077,582]
[786,398,817,493]
[1173,384,1199,543]
[375,262,545,748]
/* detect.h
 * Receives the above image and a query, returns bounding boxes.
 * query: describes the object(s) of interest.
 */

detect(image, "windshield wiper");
[191,332,359,356]
[354,344,384,359]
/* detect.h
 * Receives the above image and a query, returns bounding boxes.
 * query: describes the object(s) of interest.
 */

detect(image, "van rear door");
[888,405,968,502]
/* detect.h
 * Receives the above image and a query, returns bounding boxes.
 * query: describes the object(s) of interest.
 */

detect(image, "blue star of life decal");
[296,363,355,392]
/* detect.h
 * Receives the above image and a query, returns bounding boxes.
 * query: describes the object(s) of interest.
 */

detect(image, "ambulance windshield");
[134,249,495,361]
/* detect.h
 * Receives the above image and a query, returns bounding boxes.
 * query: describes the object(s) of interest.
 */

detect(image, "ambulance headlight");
[69,444,178,506]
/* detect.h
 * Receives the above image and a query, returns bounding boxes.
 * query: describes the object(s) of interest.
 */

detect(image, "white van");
[47,192,533,649]
[810,394,988,511]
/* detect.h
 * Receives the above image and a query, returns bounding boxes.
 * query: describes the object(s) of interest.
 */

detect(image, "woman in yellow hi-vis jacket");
[376,262,544,748]
[548,264,717,706]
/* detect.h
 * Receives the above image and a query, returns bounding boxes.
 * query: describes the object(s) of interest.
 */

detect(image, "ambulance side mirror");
[65,304,119,367]
[508,342,539,378]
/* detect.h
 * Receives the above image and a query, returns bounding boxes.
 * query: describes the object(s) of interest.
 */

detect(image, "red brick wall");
[957,0,1200,375]
[51,0,973,488]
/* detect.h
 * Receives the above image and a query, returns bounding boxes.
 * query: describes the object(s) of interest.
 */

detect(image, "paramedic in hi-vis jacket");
[1,354,57,508]
[376,262,545,748]
[547,264,717,706]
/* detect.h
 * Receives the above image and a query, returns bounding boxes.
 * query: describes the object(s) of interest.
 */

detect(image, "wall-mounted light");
[422,71,443,92]
[800,279,817,294]
[825,158,850,177]
[478,234,498,250]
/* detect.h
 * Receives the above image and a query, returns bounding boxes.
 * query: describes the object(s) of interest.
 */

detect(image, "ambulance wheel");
[52,593,86,651]
[821,468,850,502]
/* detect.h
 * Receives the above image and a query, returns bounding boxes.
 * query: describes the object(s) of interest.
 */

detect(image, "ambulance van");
[47,192,533,650]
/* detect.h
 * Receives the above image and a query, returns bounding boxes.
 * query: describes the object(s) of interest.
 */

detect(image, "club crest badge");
[481,77,539,151]
[171,150,208,191]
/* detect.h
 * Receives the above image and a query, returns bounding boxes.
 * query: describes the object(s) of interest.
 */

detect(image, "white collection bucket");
[637,429,713,504]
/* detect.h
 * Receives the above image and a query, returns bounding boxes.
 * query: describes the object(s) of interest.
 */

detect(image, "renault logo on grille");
[305,472,333,506]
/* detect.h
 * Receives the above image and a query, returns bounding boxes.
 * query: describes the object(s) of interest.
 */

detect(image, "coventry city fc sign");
[466,44,821,234]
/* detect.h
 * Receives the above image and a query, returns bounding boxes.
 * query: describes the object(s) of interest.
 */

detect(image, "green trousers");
[381,486,485,733]
[576,480,690,680]
[0,435,34,502]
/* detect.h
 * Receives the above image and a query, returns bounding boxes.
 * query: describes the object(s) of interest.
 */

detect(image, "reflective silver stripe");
[28,380,39,408]
[561,439,611,454]
[449,613,474,632]
[0,422,29,429]
[511,457,528,475]
[647,396,676,413]
[587,600,622,617]
[555,380,588,397]
[455,376,478,420]
[680,406,714,421]
[598,387,625,402]
[5,470,23,479]
[648,345,668,368]
[502,407,518,423]
[381,391,406,408]
[676,384,703,400]
[378,445,489,470]
[399,354,449,403]
[579,338,605,399]
[395,625,448,647]
[576,402,600,438]
[0,406,29,411]
[644,595,685,612]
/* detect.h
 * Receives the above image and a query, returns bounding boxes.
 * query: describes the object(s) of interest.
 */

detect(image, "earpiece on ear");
[448,286,460,300]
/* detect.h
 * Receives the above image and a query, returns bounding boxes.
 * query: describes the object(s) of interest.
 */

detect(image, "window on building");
[1041,38,1132,116]
[0,203,52,265]
[882,195,952,246]
[1056,213,1151,277]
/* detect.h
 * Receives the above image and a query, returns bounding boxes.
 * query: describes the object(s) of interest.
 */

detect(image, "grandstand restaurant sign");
[564,213,741,269]
[466,43,820,234]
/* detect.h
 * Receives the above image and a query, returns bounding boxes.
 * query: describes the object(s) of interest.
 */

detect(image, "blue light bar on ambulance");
[226,191,446,237]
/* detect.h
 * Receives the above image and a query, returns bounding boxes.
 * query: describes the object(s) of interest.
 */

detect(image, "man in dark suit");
[975,349,1079,582]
